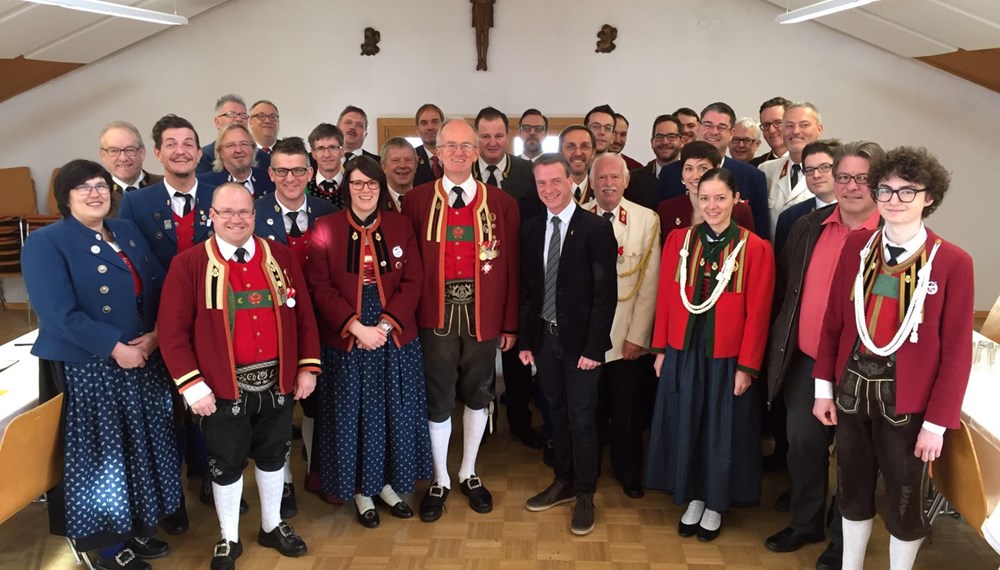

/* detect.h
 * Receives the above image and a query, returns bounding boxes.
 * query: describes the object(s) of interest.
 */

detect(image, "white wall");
[1,0,998,308]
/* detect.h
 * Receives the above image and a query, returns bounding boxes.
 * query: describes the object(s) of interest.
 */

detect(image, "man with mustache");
[337,105,380,163]
[518,109,547,163]
[560,125,597,206]
[198,123,275,198]
[624,114,684,211]
[98,120,163,217]
[381,137,418,212]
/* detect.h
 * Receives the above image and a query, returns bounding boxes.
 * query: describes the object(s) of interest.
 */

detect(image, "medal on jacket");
[479,238,499,261]
[617,246,624,264]
[285,286,297,308]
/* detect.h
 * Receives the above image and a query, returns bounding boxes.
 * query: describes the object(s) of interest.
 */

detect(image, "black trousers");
[200,387,294,486]
[501,347,536,437]
[600,357,649,488]
[536,330,601,493]
[785,350,841,541]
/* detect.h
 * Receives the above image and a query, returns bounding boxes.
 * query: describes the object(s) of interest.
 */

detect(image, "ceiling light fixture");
[23,0,188,26]
[775,0,880,24]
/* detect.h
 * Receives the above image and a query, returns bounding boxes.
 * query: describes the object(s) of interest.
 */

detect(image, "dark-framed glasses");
[72,183,111,195]
[251,112,280,121]
[834,173,870,185]
[520,124,546,133]
[217,111,250,120]
[803,163,833,176]
[349,179,381,190]
[652,133,681,142]
[101,146,141,158]
[271,167,309,178]
[873,186,926,203]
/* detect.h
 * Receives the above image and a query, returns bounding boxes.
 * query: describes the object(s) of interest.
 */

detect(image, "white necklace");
[853,231,940,355]
[678,227,747,315]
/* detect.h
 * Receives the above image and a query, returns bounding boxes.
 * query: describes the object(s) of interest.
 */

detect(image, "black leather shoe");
[622,485,644,499]
[815,542,843,570]
[93,548,150,570]
[125,536,169,559]
[377,496,414,519]
[201,477,248,513]
[678,521,698,537]
[280,483,297,518]
[209,540,242,570]
[697,524,721,542]
[774,488,791,512]
[419,482,450,522]
[525,479,576,512]
[257,521,307,557]
[460,475,493,514]
[765,527,825,552]
[357,507,380,528]
[160,504,189,535]
[542,440,555,468]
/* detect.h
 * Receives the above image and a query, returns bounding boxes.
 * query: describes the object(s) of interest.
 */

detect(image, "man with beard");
[560,125,597,206]
[518,108,547,163]
[197,94,248,174]
[338,105,380,162]
[198,123,275,198]
[381,137,418,212]
[624,114,683,210]
[414,103,444,186]
[248,100,280,171]
[611,113,643,170]
[98,120,163,217]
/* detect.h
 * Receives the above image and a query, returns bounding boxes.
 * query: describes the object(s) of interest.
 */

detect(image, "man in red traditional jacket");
[159,183,321,570]
[401,118,520,523]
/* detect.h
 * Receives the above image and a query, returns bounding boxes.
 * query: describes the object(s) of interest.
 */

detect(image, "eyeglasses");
[271,167,310,178]
[652,133,681,142]
[834,173,870,186]
[562,142,593,152]
[251,112,280,122]
[680,132,695,142]
[588,122,615,133]
[439,142,477,154]
[349,179,381,190]
[873,186,926,203]
[221,141,255,151]
[760,120,783,131]
[731,137,758,146]
[803,163,833,176]
[213,208,255,219]
[700,122,731,133]
[72,183,111,195]
[217,111,250,121]
[520,124,546,133]
[101,146,141,158]
[313,144,343,154]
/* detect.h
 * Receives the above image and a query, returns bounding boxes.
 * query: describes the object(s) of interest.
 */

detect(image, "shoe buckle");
[213,541,231,557]
[467,476,482,490]
[277,522,294,537]
[115,549,136,566]
[429,484,446,498]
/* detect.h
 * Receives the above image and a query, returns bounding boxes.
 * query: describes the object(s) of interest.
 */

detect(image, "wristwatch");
[378,319,394,333]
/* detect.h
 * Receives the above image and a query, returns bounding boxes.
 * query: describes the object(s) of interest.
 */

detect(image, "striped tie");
[542,217,562,323]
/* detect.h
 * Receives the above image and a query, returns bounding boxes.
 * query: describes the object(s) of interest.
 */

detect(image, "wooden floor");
[0,308,997,569]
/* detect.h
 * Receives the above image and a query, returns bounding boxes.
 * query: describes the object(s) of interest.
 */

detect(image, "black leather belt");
[542,319,558,335]
[444,280,475,305]
[235,359,279,392]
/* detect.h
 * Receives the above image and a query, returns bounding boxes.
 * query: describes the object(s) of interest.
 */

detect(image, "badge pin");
[927,281,939,295]
[164,220,173,230]
[286,298,297,308]
[392,245,403,258]
[482,262,493,274]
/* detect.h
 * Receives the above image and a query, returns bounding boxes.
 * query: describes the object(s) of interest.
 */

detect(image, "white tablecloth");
[967,332,1000,553]
[0,329,39,438]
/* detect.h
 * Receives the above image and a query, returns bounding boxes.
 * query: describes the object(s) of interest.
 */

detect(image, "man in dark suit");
[306,123,346,208]
[98,120,164,217]
[750,97,792,167]
[518,109,547,163]
[197,123,275,198]
[656,102,771,240]
[197,94,248,174]
[610,113,643,170]
[472,106,543,449]
[381,137,418,212]
[338,105,380,163]
[773,140,841,255]
[414,103,444,186]
[560,125,597,206]
[624,114,683,210]
[520,154,617,536]
[248,100,280,171]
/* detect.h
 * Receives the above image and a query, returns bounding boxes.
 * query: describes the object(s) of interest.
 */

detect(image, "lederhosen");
[834,239,930,540]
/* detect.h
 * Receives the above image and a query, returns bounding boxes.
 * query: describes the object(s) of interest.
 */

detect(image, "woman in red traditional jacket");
[812,147,974,570]
[645,167,775,541]
[306,156,432,528]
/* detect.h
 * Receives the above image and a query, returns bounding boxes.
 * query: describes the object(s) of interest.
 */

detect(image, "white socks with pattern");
[354,494,374,513]
[842,517,874,570]
[428,418,452,489]
[213,476,243,544]
[681,500,706,525]
[458,406,488,482]
[256,467,284,533]
[889,535,924,570]
[379,484,402,506]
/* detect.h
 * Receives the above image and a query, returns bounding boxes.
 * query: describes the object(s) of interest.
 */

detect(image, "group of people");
[20,94,974,570]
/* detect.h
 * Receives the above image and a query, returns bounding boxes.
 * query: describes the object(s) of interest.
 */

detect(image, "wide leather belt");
[444,279,475,305]
[235,359,279,392]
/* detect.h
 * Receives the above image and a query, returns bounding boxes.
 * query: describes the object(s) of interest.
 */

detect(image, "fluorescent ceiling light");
[775,0,880,24]
[23,0,188,26]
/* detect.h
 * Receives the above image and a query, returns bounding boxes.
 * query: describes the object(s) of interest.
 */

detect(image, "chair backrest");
[0,167,38,217]
[0,393,63,525]
[981,294,1000,345]
[934,420,988,537]
[46,168,60,215]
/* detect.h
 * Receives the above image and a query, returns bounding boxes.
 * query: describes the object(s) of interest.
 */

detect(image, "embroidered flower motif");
[248,292,263,305]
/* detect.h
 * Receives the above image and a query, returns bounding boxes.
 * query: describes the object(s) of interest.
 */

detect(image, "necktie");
[886,245,906,266]
[790,163,801,189]
[574,186,583,202]
[235,247,248,263]
[398,193,405,205]
[125,186,137,193]
[485,165,499,187]
[602,212,614,222]
[431,155,443,178]
[452,186,466,208]
[542,217,562,323]
[320,179,337,194]
[286,212,303,238]
[261,147,271,154]
[174,192,192,216]
[344,152,355,162]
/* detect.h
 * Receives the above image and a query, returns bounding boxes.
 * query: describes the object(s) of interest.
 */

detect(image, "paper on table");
[0,360,17,374]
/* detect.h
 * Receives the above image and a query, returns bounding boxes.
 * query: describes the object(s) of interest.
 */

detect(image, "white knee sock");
[379,484,402,506]
[458,406,488,482]
[889,535,924,570]
[700,509,722,531]
[256,467,284,532]
[354,494,374,513]
[301,416,315,467]
[428,418,452,488]
[213,476,243,544]
[282,459,293,484]
[842,518,874,570]
[681,500,706,525]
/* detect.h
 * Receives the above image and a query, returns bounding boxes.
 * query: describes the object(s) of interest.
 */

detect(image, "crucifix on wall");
[471,0,495,71]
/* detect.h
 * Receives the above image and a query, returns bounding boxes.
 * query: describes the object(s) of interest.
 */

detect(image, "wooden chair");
[46,167,60,216]
[981,294,1000,345]
[0,393,63,525]
[0,167,37,217]
[928,420,989,537]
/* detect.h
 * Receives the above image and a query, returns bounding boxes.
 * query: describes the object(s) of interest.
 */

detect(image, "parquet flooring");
[0,308,997,569]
